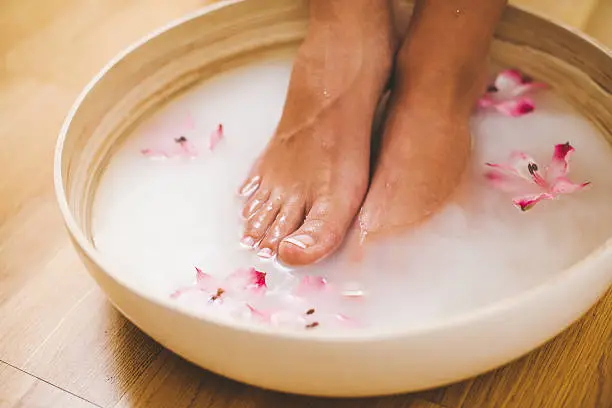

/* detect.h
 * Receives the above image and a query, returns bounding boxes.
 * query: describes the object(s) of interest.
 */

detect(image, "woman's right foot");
[238,0,395,266]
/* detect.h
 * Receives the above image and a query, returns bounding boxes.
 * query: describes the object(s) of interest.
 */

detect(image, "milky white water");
[92,49,612,331]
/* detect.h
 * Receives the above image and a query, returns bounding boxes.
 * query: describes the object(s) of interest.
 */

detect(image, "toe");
[242,195,281,248]
[257,197,305,258]
[242,188,270,219]
[278,196,356,266]
[239,174,261,197]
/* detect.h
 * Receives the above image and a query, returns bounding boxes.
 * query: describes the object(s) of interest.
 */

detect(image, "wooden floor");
[1,1,611,407]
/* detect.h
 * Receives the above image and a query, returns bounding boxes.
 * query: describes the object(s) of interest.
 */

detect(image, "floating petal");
[227,267,268,293]
[512,192,555,211]
[170,267,217,298]
[486,151,546,187]
[493,98,535,117]
[209,124,224,151]
[487,143,590,211]
[294,276,328,296]
[478,69,546,117]
[546,142,574,180]
[175,137,198,157]
[246,304,274,322]
[551,178,590,195]
[493,69,524,93]
[141,148,169,159]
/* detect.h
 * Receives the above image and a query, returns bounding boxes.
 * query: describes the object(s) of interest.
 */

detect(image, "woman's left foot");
[358,49,486,237]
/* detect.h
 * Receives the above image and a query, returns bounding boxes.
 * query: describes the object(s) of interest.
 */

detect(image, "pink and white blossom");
[485,142,590,211]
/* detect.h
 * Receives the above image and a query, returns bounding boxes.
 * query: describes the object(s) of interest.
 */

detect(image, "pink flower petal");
[508,82,547,98]
[493,98,535,117]
[551,177,590,195]
[141,136,198,159]
[488,143,590,211]
[170,267,218,298]
[141,148,170,159]
[546,142,574,180]
[512,192,555,211]
[294,276,328,297]
[486,151,546,187]
[226,267,268,293]
[484,169,527,192]
[195,267,209,282]
[141,114,200,159]
[477,95,496,109]
[175,136,198,157]
[494,69,524,93]
[246,304,274,322]
[172,268,361,330]
[169,287,191,299]
[209,124,224,151]
[478,70,546,116]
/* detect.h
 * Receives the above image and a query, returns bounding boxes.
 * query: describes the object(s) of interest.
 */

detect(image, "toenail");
[239,176,261,197]
[257,247,274,259]
[240,236,256,248]
[283,234,315,250]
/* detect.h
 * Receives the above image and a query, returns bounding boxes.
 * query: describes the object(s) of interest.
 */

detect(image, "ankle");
[297,18,396,98]
[306,0,398,62]
[394,44,488,117]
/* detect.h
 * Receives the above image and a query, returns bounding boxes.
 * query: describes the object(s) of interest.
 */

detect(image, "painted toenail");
[283,234,315,249]
[239,176,261,197]
[240,236,256,248]
[257,247,274,259]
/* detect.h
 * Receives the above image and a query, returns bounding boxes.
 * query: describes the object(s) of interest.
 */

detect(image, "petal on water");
[484,169,530,192]
[195,267,210,282]
[477,95,496,109]
[494,69,524,93]
[209,124,224,151]
[480,70,546,116]
[227,267,268,293]
[170,267,219,299]
[486,151,545,187]
[508,82,547,98]
[493,98,535,117]
[294,276,328,297]
[512,192,555,211]
[246,304,274,322]
[551,177,590,195]
[177,138,198,157]
[141,148,169,159]
[546,142,574,180]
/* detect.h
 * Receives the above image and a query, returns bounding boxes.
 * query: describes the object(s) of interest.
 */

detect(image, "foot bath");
[55,0,612,396]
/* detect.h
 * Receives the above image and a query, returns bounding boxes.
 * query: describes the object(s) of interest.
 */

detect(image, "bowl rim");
[54,0,612,342]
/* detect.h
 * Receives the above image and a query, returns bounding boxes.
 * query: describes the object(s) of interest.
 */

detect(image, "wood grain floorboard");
[0,361,98,408]
[0,0,610,407]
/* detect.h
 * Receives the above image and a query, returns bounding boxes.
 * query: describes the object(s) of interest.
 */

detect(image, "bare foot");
[239,1,395,266]
[359,43,487,237]
[357,0,506,238]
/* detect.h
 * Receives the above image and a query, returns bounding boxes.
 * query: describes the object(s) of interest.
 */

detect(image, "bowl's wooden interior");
[58,0,612,242]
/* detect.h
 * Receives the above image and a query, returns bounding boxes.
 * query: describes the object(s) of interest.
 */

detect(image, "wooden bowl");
[54,0,612,397]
